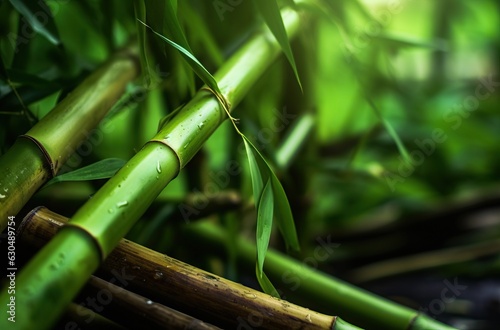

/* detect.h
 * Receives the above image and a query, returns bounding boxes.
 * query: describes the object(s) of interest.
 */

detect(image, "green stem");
[0,48,139,232]
[185,222,457,330]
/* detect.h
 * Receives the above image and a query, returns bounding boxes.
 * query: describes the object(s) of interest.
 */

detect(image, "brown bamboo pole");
[58,303,127,330]
[18,207,352,330]
[82,275,221,330]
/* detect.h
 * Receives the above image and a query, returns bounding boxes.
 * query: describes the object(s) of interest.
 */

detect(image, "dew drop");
[306,314,312,323]
[164,135,171,140]
[117,201,128,208]
[108,208,114,214]
[132,266,141,271]
[146,300,153,305]
[243,291,257,299]
[197,122,205,130]
[0,194,5,199]
[153,271,164,280]
[156,161,162,174]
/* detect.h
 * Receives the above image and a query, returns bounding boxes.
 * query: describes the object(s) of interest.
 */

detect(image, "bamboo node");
[18,135,57,177]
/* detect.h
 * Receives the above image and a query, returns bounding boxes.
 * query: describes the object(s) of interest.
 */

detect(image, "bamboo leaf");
[133,0,153,87]
[43,158,126,189]
[243,138,265,204]
[271,172,300,252]
[163,0,192,54]
[256,179,274,278]
[242,136,300,255]
[138,20,224,99]
[373,33,448,51]
[367,98,410,163]
[8,0,60,45]
[255,265,280,298]
[255,0,302,91]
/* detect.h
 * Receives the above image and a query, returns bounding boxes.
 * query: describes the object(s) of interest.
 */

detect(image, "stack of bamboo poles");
[0,4,457,330]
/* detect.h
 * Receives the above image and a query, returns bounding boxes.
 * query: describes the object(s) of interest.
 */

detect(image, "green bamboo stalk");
[0,7,307,330]
[0,47,139,232]
[184,222,458,330]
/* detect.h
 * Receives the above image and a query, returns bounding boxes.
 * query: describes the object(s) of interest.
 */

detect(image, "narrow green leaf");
[133,0,153,87]
[255,265,280,298]
[373,33,448,51]
[270,172,300,252]
[145,0,195,96]
[367,98,410,163]
[255,0,302,91]
[243,138,265,204]
[43,158,126,189]
[243,135,300,253]
[5,68,57,88]
[9,0,60,45]
[256,179,274,277]
[138,20,223,99]
[180,2,224,66]
[164,0,193,54]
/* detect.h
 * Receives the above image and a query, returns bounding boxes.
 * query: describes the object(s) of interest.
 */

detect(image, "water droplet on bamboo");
[154,271,164,280]
[197,122,205,130]
[132,265,141,271]
[0,194,5,199]
[156,161,162,174]
[146,300,153,305]
[305,314,312,323]
[57,253,65,265]
[164,135,171,141]
[108,208,114,214]
[243,291,257,299]
[117,201,128,208]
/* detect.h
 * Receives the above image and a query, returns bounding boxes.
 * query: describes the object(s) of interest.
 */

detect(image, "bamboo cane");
[59,303,127,330]
[183,221,459,330]
[17,207,359,330]
[81,275,221,330]
[0,47,139,232]
[0,6,314,330]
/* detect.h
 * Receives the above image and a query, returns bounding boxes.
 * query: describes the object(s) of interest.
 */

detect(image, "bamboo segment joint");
[200,86,233,119]
[18,135,57,177]
[61,223,105,262]
[147,139,182,175]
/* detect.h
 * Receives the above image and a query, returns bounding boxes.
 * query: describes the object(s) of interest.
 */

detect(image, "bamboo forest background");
[0,0,499,329]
